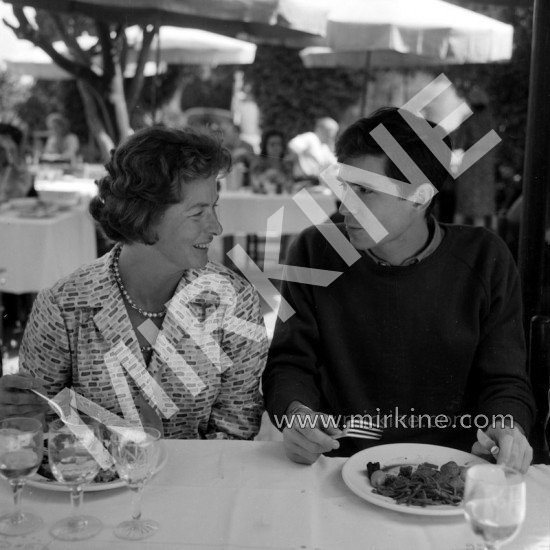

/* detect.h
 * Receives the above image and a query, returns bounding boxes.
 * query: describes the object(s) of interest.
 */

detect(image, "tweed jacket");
[19,248,268,440]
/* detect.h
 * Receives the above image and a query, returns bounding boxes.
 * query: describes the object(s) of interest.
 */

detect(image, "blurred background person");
[453,86,497,229]
[288,117,339,185]
[0,123,33,202]
[250,129,294,194]
[41,112,80,165]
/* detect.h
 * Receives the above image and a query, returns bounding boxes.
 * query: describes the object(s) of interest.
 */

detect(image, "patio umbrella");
[1,33,165,79]
[2,24,256,80]
[299,0,513,113]
[125,26,257,66]
[4,0,331,48]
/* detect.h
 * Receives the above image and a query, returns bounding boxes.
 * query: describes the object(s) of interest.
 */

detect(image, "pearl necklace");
[112,246,166,319]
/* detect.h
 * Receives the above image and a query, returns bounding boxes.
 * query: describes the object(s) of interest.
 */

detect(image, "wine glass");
[110,426,161,540]
[0,417,43,535]
[48,419,103,540]
[464,464,526,550]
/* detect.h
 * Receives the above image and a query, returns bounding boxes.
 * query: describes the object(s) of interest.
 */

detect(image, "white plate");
[341,443,488,516]
[26,441,167,493]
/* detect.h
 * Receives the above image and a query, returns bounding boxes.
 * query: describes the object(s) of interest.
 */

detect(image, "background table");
[0,441,547,550]
[0,204,97,294]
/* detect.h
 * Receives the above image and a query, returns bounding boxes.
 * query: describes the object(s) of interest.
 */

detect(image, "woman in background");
[42,113,80,165]
[250,129,294,194]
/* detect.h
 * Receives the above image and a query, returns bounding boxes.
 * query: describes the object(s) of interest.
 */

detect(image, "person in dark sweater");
[262,107,535,472]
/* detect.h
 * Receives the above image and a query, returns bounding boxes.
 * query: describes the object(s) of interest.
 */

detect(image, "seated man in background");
[288,117,339,184]
[0,123,33,202]
[263,107,534,472]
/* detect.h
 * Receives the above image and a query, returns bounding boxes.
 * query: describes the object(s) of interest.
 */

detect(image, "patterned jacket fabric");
[19,247,268,440]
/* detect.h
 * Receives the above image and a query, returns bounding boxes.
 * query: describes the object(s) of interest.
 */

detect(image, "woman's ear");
[411,183,436,210]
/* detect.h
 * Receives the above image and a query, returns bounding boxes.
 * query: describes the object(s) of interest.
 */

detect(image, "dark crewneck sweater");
[263,223,535,455]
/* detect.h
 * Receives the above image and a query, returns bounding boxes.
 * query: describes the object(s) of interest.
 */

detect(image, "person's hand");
[0,374,49,419]
[471,424,532,473]
[282,402,343,465]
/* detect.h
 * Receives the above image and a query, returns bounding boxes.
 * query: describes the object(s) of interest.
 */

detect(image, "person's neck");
[117,244,182,311]
[369,218,430,266]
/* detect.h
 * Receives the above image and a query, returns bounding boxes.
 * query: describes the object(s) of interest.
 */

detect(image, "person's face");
[49,120,65,137]
[266,135,284,158]
[338,155,424,252]
[152,176,222,270]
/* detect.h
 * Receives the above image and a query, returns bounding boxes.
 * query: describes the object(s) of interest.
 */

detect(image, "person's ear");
[410,183,436,211]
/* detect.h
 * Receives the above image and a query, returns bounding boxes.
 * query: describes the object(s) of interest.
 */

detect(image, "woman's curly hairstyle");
[89,126,231,245]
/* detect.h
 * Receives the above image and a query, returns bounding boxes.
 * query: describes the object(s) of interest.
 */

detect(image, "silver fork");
[334,416,383,441]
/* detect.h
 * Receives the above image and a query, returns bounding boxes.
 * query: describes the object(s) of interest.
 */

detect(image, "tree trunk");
[76,80,114,163]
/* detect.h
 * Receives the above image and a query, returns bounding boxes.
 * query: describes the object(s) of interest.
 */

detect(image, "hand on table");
[0,374,48,419]
[471,424,532,473]
[282,402,343,465]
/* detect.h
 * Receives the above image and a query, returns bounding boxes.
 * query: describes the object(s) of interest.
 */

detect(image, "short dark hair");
[89,126,231,245]
[259,129,286,158]
[336,107,452,192]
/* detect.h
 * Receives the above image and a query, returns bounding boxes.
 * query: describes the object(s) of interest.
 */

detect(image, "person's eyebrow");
[185,197,219,210]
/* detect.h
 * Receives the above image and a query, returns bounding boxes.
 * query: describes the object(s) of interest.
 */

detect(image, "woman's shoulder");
[41,252,113,306]
[195,261,258,297]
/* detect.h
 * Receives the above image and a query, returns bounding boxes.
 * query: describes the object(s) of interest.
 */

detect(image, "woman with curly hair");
[0,126,268,440]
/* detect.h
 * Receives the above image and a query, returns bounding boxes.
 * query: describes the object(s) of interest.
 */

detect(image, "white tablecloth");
[0,441,548,550]
[0,205,97,294]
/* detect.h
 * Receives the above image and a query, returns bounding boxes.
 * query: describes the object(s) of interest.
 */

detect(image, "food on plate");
[366,461,466,507]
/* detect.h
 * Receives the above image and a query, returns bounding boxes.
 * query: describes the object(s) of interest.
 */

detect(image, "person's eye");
[191,210,203,218]
[352,186,373,195]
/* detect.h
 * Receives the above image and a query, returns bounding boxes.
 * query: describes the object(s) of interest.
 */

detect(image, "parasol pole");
[359,50,372,116]
[518,0,550,327]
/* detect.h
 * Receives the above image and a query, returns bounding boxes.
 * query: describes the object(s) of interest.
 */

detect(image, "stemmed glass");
[464,464,526,550]
[0,417,43,535]
[110,426,161,540]
[48,419,103,540]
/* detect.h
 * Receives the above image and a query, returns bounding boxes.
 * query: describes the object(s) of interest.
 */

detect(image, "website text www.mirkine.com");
[273,408,514,431]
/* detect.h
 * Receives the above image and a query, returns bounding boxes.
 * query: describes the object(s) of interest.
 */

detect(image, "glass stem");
[10,479,25,524]
[70,485,84,516]
[130,486,143,521]
[68,485,87,530]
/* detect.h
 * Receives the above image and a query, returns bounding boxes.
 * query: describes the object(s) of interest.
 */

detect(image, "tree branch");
[8,8,103,91]
[96,21,115,81]
[50,13,91,65]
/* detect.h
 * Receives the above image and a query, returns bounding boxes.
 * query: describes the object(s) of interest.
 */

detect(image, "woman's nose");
[207,210,223,236]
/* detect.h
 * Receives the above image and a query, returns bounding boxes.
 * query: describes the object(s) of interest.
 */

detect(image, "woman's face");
[151,176,222,271]
[266,135,284,158]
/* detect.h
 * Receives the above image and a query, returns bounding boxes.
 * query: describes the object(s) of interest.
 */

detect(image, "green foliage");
[445,5,532,179]
[244,46,363,138]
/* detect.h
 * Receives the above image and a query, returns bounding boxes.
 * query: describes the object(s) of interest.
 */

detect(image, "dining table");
[0,201,97,294]
[0,440,548,550]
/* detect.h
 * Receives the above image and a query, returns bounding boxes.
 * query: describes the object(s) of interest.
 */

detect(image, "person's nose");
[339,200,350,217]
[206,209,223,236]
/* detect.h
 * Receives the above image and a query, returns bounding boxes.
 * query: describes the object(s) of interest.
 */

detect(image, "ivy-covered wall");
[244,45,363,139]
